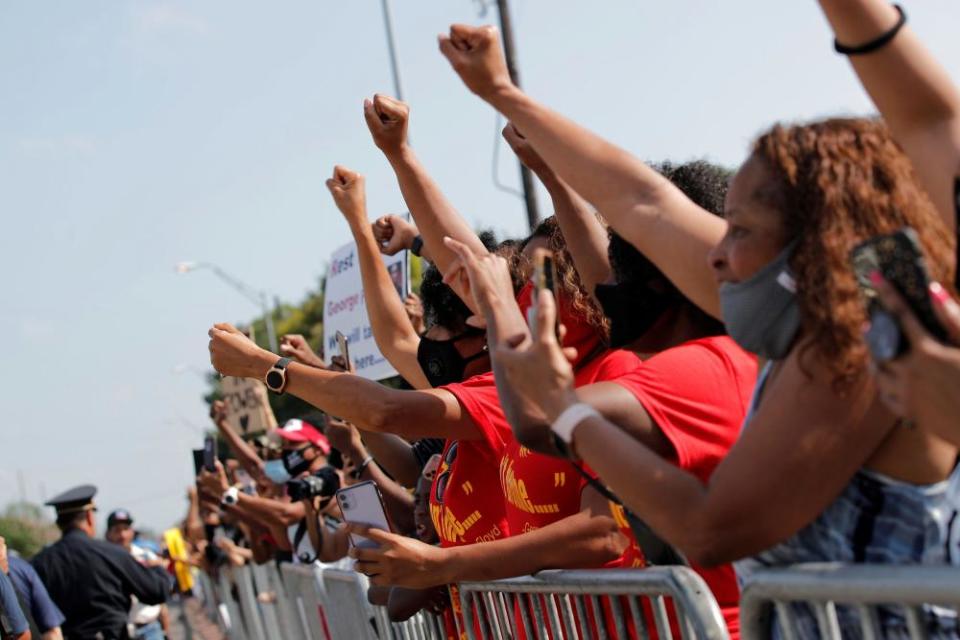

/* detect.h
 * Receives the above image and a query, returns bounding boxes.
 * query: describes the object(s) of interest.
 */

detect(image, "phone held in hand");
[850,227,947,362]
[529,248,559,336]
[202,435,217,473]
[191,449,205,477]
[336,481,392,549]
[335,330,351,368]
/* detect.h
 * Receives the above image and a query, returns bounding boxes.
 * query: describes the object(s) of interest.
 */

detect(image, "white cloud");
[138,4,208,36]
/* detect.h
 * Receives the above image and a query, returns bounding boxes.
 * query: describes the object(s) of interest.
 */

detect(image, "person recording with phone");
[197,418,349,565]
[434,20,960,637]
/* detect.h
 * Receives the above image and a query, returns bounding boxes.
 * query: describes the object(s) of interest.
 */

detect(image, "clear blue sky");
[3,1,960,534]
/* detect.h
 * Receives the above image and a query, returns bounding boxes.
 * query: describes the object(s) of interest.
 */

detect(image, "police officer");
[32,486,171,640]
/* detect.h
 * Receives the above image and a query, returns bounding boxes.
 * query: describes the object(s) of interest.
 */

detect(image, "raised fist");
[438,25,513,99]
[372,214,418,256]
[326,165,367,226]
[363,94,410,155]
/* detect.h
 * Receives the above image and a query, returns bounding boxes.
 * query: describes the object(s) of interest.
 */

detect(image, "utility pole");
[379,0,405,101]
[495,0,540,231]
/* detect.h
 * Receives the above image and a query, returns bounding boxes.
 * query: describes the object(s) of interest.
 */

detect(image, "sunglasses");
[433,442,460,504]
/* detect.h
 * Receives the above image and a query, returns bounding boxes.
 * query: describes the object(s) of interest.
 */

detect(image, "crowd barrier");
[195,560,960,639]
[459,568,728,640]
[200,562,725,640]
[739,563,960,640]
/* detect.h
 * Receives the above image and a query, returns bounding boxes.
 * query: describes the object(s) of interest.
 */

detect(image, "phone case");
[851,227,947,355]
[336,481,391,549]
[202,437,217,472]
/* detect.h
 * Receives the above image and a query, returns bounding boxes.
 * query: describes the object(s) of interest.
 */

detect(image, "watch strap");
[410,235,424,257]
[551,403,599,445]
[274,357,292,370]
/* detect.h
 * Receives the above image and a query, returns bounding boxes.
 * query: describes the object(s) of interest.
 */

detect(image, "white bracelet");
[551,403,600,445]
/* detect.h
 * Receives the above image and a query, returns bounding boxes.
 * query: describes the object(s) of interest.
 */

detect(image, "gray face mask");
[719,242,800,360]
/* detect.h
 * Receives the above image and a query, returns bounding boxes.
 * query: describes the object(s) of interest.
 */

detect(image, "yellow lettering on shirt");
[499,457,560,515]
[610,502,630,530]
[431,503,482,544]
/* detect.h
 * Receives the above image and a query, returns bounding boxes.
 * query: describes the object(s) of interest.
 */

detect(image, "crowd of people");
[200,1,960,637]
[7,1,960,638]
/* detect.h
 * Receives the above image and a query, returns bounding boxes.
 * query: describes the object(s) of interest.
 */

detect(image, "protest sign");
[323,241,408,380]
[220,376,277,436]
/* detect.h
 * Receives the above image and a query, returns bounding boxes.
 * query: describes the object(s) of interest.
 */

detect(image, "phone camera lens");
[341,500,350,510]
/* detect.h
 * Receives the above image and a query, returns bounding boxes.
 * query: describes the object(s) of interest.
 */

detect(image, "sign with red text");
[322,241,408,381]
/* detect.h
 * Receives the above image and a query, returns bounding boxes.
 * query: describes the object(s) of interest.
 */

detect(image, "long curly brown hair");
[753,118,955,391]
[520,216,610,336]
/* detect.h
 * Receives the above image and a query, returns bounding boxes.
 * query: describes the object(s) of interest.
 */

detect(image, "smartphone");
[336,481,391,549]
[202,435,217,473]
[191,449,205,477]
[335,330,351,367]
[851,227,947,361]
[529,249,559,337]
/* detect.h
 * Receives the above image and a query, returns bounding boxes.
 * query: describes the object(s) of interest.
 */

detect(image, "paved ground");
[167,596,227,640]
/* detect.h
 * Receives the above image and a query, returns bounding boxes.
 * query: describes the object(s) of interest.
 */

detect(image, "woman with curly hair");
[437,24,960,637]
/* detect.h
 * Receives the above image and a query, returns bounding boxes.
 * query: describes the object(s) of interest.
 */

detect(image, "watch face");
[266,369,284,390]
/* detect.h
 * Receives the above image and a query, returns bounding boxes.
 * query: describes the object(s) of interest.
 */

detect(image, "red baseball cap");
[276,419,331,454]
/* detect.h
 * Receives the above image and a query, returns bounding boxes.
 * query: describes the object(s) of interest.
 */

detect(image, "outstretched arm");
[208,323,479,442]
[439,25,724,318]
[348,489,625,589]
[324,418,416,535]
[209,400,267,485]
[326,166,431,389]
[495,289,896,567]
[818,0,960,226]
[502,124,613,295]
[364,94,490,275]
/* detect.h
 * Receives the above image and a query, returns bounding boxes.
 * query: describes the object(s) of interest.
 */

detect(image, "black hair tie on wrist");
[834,4,906,56]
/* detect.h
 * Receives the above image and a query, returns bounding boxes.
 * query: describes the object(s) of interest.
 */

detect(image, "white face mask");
[719,242,801,360]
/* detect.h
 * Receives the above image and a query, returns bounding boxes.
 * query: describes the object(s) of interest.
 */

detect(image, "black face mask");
[417,329,488,387]
[282,446,314,477]
[595,282,676,349]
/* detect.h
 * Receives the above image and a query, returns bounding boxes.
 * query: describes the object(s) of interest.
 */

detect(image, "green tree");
[0,502,59,559]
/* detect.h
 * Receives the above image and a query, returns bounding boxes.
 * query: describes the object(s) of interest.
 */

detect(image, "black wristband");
[834,5,906,56]
[410,235,424,257]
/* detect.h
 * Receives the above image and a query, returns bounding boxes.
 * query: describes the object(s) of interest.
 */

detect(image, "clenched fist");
[326,165,367,227]
[373,214,418,256]
[363,94,410,156]
[438,24,514,100]
[208,323,275,380]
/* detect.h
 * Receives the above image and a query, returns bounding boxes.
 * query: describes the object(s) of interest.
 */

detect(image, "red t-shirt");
[445,348,643,552]
[611,336,758,639]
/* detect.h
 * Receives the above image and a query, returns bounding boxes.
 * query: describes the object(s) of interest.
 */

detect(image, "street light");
[175,261,279,353]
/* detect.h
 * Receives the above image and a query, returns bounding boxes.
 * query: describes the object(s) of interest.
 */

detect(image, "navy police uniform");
[31,485,171,640]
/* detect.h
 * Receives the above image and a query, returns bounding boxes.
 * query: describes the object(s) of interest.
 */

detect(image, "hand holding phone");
[202,436,217,473]
[851,227,947,361]
[335,331,351,369]
[336,481,391,549]
[529,248,559,338]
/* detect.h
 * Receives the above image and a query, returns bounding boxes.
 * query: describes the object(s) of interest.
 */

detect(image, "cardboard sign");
[323,241,409,380]
[220,377,277,436]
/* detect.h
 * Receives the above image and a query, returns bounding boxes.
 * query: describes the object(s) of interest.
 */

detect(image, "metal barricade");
[234,565,269,640]
[371,604,449,640]
[281,563,331,640]
[217,571,249,640]
[320,568,379,640]
[458,568,729,640]
[250,562,304,640]
[740,563,960,640]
